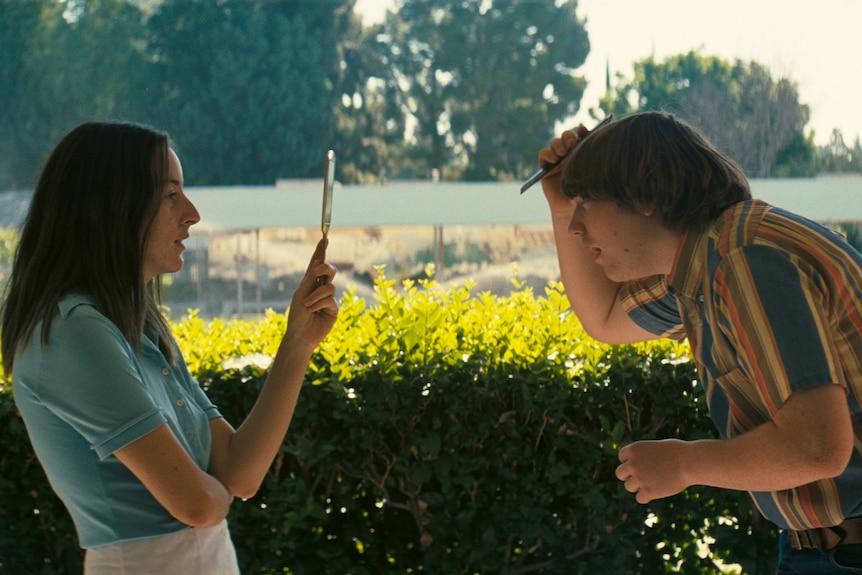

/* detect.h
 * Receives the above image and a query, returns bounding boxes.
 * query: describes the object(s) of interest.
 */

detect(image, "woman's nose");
[185,197,201,226]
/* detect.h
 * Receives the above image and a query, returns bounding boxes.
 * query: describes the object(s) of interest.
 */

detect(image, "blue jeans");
[777,531,862,574]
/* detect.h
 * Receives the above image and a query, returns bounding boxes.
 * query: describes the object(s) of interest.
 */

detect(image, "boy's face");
[567,197,674,281]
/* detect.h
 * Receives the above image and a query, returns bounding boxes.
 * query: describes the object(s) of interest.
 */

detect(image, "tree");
[372,0,589,181]
[601,51,812,177]
[817,129,862,174]
[771,130,816,178]
[0,0,404,187]
[144,0,356,185]
[731,61,809,177]
[0,0,48,190]
[0,0,153,190]
[331,8,410,183]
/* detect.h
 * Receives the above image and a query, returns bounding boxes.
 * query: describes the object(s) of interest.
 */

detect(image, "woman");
[0,121,338,574]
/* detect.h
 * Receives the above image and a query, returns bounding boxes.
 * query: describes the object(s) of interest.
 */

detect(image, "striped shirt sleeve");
[619,275,687,341]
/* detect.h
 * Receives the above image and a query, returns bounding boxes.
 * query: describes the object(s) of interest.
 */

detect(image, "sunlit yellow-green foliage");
[170,264,690,385]
[172,308,287,376]
[0,228,17,385]
[1,264,690,390]
[0,228,17,268]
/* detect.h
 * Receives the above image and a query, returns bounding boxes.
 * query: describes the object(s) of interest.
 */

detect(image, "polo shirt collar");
[58,291,97,319]
[57,292,157,352]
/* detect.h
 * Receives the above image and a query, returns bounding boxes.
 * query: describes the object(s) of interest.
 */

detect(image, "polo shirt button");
[161,368,170,376]
[176,399,185,408]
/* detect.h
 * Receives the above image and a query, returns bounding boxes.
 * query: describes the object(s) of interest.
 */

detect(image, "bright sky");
[355,0,862,146]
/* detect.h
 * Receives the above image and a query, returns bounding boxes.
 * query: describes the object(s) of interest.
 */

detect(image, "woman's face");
[142,149,200,283]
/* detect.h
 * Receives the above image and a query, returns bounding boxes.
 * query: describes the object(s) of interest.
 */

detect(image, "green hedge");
[0,269,777,574]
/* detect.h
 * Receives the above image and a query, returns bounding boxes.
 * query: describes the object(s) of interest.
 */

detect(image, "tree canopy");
[598,50,817,177]
[0,0,856,190]
[369,0,588,180]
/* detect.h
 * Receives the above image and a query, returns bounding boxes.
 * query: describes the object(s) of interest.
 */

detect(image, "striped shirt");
[619,199,862,530]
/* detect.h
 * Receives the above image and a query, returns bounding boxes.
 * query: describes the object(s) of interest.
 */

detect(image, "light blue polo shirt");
[12,292,223,548]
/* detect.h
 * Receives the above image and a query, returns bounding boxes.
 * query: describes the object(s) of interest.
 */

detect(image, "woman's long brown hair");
[1,121,177,373]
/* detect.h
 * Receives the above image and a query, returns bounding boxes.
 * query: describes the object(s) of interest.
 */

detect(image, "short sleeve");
[619,275,686,340]
[22,302,168,459]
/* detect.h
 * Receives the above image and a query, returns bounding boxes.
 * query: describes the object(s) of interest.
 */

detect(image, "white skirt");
[84,520,240,575]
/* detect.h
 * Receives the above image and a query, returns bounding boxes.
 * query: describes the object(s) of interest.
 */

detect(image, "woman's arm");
[206,239,338,499]
[113,241,335,522]
[114,425,232,527]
